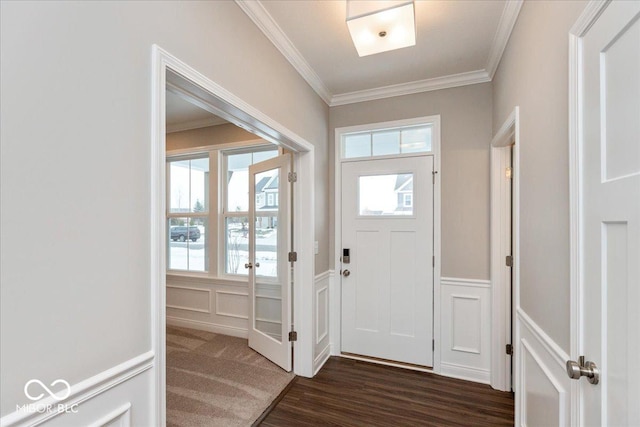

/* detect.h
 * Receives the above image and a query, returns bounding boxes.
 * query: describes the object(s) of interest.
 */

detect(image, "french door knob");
[244,263,252,269]
[566,356,599,384]
[255,262,260,268]
[342,269,350,277]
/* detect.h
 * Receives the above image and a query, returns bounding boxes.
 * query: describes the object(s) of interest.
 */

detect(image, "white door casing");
[341,156,434,366]
[572,1,640,425]
[248,154,292,371]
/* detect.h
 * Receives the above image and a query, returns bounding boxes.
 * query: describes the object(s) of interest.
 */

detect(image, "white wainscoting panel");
[0,353,153,427]
[313,271,332,374]
[517,308,570,426]
[167,285,211,313]
[440,278,491,384]
[166,275,283,339]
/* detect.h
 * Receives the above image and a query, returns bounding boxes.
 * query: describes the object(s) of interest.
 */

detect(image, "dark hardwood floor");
[260,357,514,426]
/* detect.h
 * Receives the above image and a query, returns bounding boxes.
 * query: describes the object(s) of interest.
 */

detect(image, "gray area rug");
[166,326,294,427]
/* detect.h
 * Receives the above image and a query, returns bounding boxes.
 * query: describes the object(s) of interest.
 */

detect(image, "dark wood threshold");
[341,351,433,371]
[252,375,298,427]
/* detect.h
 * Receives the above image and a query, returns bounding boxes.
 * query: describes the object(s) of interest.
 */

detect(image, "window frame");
[166,153,211,273]
[165,140,280,281]
[341,123,434,161]
[220,145,281,280]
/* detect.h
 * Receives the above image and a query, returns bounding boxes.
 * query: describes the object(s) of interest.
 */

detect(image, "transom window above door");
[342,124,432,159]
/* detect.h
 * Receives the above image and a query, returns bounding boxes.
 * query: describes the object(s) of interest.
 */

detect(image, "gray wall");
[329,83,493,280]
[0,1,328,413]
[492,0,587,352]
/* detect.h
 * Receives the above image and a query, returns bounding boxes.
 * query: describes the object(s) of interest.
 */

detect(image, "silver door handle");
[342,269,350,277]
[244,263,252,269]
[255,262,260,268]
[566,356,599,384]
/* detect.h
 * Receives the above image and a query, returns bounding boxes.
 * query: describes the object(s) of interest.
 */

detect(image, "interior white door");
[579,2,640,425]
[248,154,292,371]
[341,156,434,366]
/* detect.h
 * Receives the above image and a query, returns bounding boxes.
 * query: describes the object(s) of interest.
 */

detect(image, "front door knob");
[566,356,599,384]
[342,269,350,277]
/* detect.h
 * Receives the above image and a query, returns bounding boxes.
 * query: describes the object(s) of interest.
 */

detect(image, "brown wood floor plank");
[260,357,514,426]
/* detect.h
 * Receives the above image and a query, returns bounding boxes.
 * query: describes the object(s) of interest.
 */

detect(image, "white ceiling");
[166,90,228,133]
[236,0,522,106]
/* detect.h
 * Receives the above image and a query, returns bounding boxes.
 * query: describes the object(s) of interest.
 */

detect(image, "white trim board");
[235,0,522,106]
[0,352,153,427]
[490,106,520,392]
[333,115,442,373]
[567,2,611,425]
[151,45,316,427]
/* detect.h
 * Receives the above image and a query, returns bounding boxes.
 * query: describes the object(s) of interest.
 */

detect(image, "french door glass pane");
[255,169,279,212]
[255,216,277,278]
[168,218,208,272]
[225,216,249,275]
[227,150,278,212]
[358,173,414,216]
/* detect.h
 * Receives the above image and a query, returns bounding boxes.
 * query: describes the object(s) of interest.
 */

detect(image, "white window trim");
[165,142,279,281]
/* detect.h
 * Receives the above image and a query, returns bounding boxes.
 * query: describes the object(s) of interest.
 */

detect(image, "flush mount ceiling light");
[346,0,416,57]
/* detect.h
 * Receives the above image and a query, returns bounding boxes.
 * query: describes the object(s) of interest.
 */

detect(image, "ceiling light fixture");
[346,1,416,57]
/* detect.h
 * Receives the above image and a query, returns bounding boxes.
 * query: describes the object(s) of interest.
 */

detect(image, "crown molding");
[329,70,491,106]
[486,0,523,79]
[235,0,332,105]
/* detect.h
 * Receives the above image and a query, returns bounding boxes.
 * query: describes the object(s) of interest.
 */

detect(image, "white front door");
[578,1,640,424]
[341,156,434,366]
[248,154,292,371]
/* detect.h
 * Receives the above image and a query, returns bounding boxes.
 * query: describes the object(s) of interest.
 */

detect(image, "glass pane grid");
[168,218,208,272]
[342,125,433,159]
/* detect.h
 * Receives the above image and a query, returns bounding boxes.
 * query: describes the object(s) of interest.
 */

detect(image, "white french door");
[248,154,292,371]
[341,156,434,366]
[574,1,640,424]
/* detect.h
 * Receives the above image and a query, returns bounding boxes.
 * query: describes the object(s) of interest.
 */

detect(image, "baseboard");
[440,362,491,384]
[313,344,331,375]
[166,316,247,338]
[0,352,153,427]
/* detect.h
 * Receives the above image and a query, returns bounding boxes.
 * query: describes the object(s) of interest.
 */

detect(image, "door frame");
[332,115,442,373]
[568,2,613,424]
[490,106,520,392]
[151,45,316,426]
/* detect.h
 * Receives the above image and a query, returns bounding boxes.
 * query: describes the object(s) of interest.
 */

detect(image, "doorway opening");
[490,106,520,392]
[332,115,442,373]
[151,45,316,425]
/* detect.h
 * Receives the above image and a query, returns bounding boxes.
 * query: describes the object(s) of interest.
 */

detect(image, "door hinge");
[432,170,438,184]
[288,172,297,183]
[432,339,435,351]
[505,255,513,267]
[432,256,435,267]
[506,344,513,355]
[288,331,298,342]
[288,251,298,262]
[506,166,513,180]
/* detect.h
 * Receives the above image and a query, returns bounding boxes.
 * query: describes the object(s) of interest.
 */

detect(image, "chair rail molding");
[0,352,154,427]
